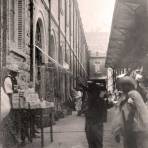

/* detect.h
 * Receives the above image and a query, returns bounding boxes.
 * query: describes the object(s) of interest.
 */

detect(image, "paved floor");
[22,112,87,148]
[21,110,123,148]
[49,113,87,148]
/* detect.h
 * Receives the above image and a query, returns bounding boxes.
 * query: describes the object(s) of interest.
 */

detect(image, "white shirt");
[4,76,13,94]
[1,87,11,120]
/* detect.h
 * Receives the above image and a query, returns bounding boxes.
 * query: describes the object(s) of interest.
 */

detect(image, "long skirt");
[85,119,103,148]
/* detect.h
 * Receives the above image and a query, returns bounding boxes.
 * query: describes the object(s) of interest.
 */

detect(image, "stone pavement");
[21,110,123,148]
[49,113,88,148]
[22,112,87,148]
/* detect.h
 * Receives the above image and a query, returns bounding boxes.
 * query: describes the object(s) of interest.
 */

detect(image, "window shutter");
[10,0,15,41]
[18,0,25,50]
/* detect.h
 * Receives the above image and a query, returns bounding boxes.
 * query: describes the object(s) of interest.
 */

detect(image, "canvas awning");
[106,0,148,68]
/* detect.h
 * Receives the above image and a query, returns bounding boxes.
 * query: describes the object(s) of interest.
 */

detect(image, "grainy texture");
[20,111,124,148]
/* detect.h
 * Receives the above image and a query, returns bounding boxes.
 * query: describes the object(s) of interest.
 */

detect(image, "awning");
[35,45,87,74]
[106,0,148,68]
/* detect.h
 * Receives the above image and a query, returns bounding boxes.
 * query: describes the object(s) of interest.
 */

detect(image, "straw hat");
[117,76,137,89]
[6,64,20,73]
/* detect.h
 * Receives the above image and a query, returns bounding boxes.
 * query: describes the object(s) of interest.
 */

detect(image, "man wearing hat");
[1,64,20,148]
[4,64,19,101]
[85,82,113,148]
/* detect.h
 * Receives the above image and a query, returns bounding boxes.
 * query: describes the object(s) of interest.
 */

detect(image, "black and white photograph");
[1,0,148,148]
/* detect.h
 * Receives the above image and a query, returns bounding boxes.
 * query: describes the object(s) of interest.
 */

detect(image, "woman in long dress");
[113,76,148,148]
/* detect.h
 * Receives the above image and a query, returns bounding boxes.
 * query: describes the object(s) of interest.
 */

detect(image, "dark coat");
[85,90,112,123]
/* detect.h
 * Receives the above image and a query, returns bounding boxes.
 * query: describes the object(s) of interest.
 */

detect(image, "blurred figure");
[0,65,20,148]
[85,82,113,148]
[75,90,82,116]
[134,72,148,103]
[71,88,82,115]
[113,76,148,148]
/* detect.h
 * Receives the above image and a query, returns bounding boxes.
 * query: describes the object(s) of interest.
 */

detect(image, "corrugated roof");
[106,0,148,68]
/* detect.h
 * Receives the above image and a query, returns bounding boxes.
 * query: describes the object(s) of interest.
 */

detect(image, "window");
[95,62,100,73]
[18,0,25,49]
[35,22,42,48]
[96,52,99,56]
[35,20,44,64]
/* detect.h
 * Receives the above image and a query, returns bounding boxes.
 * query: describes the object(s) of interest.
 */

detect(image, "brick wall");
[1,0,89,107]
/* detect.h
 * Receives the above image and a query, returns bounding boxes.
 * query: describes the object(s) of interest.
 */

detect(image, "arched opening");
[36,21,42,48]
[35,19,44,96]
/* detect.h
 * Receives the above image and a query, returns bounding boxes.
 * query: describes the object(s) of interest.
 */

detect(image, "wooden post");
[48,0,51,56]
[2,0,7,66]
[50,112,53,142]
[40,109,44,148]
[113,68,117,91]
[0,9,1,123]
[30,0,34,81]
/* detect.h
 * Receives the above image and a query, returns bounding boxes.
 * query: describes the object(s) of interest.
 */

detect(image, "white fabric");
[117,73,126,78]
[112,90,148,138]
[4,77,13,94]
[75,91,82,99]
[128,90,148,130]
[24,88,40,103]
[75,91,82,111]
[75,99,82,111]
[1,87,11,120]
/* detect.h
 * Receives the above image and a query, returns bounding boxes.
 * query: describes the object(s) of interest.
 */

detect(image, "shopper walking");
[85,82,113,148]
[113,76,148,148]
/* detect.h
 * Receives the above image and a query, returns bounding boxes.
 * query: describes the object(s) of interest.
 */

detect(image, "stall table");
[13,105,54,148]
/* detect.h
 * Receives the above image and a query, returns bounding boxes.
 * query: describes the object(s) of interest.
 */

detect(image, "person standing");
[0,65,20,148]
[85,82,113,148]
[75,90,82,116]
[114,76,148,148]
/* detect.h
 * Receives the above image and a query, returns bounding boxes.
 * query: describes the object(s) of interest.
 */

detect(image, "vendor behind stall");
[0,64,20,148]
[4,64,19,106]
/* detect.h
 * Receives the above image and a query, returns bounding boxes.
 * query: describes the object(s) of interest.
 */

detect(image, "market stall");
[12,90,54,147]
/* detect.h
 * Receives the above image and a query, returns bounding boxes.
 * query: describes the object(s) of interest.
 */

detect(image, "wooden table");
[13,107,54,148]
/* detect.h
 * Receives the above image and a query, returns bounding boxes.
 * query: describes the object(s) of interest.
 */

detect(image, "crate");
[34,108,52,128]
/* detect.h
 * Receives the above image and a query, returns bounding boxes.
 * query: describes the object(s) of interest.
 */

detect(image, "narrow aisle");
[50,113,88,148]
[22,110,124,148]
[22,113,87,148]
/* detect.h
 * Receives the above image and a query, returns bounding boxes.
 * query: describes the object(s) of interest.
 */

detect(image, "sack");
[0,87,11,121]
